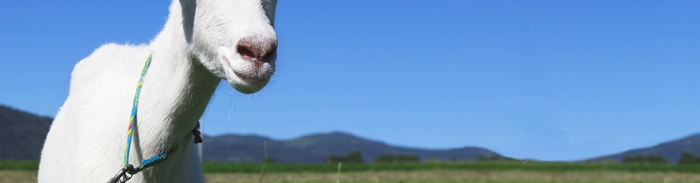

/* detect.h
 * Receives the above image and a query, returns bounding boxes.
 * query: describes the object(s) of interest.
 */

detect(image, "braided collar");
[107,54,204,183]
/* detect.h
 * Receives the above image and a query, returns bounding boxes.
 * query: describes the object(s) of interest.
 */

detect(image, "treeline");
[622,155,668,164]
[621,151,700,165]
[374,154,420,163]
[323,150,420,164]
[324,151,365,164]
[678,151,700,165]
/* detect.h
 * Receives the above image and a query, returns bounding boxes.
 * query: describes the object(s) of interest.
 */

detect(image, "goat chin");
[37,1,279,183]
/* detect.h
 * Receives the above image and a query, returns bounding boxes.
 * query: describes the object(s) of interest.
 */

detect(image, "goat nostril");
[236,44,256,60]
[262,49,276,62]
[236,37,277,63]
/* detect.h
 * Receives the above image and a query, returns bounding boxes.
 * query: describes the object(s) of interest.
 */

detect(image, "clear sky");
[1,0,699,161]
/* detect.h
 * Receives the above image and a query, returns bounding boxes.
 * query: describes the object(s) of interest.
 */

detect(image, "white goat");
[38,0,278,182]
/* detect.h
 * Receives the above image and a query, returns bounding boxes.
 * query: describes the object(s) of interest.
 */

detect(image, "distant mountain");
[587,133,700,163]
[0,104,504,163]
[203,132,505,163]
[0,105,53,160]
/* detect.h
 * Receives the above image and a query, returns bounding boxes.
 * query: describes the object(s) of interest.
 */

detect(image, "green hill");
[203,132,505,163]
[588,133,700,163]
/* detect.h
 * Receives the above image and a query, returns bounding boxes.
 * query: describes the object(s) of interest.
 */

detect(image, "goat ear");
[180,0,196,43]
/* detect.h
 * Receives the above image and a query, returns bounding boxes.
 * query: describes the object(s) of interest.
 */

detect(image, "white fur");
[38,0,278,182]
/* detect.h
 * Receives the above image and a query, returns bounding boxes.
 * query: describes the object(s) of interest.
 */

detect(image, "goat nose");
[236,37,277,63]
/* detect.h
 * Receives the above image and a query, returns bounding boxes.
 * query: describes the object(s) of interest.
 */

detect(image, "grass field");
[207,170,700,183]
[5,161,700,182]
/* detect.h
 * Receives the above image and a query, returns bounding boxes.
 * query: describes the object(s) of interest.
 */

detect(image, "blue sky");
[1,0,700,161]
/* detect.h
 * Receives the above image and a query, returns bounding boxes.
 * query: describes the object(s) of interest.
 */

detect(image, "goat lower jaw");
[234,71,268,86]
[230,77,268,94]
[220,55,271,94]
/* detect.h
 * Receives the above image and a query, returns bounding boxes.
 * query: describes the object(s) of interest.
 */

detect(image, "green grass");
[0,161,38,171]
[5,161,700,183]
